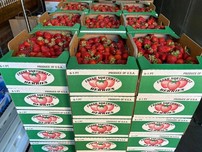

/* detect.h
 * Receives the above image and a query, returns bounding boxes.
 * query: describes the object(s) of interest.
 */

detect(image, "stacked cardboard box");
[127,32,202,151]
[0,30,75,151]
[66,33,139,151]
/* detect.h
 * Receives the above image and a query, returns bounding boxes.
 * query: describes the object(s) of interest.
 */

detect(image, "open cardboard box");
[121,2,157,15]
[130,33,202,95]
[0,30,73,87]
[66,33,139,96]
[124,13,173,34]
[89,2,122,15]
[57,1,90,14]
[35,11,80,32]
[130,32,202,69]
[79,12,126,34]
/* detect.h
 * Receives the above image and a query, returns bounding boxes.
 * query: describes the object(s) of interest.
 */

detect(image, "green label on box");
[138,70,202,95]
[18,110,72,127]
[25,127,74,141]
[11,93,70,110]
[75,137,128,151]
[67,72,138,96]
[1,68,67,86]
[70,96,135,119]
[134,95,200,118]
[127,135,181,148]
[73,119,131,137]
[31,142,75,152]
[130,117,190,135]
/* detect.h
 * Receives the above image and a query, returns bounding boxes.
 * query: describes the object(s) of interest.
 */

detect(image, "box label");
[32,115,63,125]
[15,69,55,85]
[142,122,175,132]
[82,76,122,92]
[42,145,69,151]
[139,137,169,147]
[153,76,194,93]
[85,123,118,135]
[148,101,184,115]
[139,75,202,94]
[84,101,120,115]
[24,94,59,107]
[86,141,116,150]
[38,131,66,139]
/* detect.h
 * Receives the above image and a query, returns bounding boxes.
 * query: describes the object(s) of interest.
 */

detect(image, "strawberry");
[166,54,177,64]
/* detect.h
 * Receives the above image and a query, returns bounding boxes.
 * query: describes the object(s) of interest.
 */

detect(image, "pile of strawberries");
[43,14,81,27]
[62,2,88,11]
[91,4,120,12]
[85,15,120,28]
[126,16,165,29]
[16,31,72,58]
[123,4,152,12]
[133,34,197,64]
[75,36,129,64]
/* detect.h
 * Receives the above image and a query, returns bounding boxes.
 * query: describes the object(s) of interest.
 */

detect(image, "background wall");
[154,0,202,47]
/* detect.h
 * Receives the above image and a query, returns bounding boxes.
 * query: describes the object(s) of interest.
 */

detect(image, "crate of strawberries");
[66,33,139,96]
[130,32,202,96]
[121,2,157,15]
[124,13,174,34]
[89,2,122,15]
[56,1,90,14]
[35,12,81,32]
[0,30,74,87]
[79,13,126,34]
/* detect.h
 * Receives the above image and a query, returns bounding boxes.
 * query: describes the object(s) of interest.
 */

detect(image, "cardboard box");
[17,109,73,127]
[66,33,139,96]
[89,2,122,15]
[57,1,90,14]
[25,126,74,141]
[130,33,202,96]
[130,117,191,135]
[70,96,135,119]
[10,92,70,110]
[36,12,80,32]
[127,134,181,151]
[31,141,75,152]
[79,13,126,35]
[121,2,156,15]
[124,13,174,34]
[0,30,73,87]
[134,95,201,118]
[75,137,128,151]
[73,118,131,137]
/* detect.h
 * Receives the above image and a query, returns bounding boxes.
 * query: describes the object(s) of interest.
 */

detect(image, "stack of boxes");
[66,32,139,151]
[0,30,75,151]
[125,4,202,151]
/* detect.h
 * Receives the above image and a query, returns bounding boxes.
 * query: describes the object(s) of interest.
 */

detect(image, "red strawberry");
[166,54,177,64]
